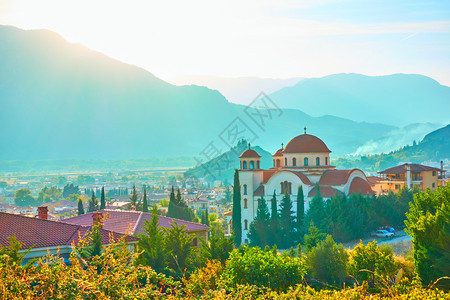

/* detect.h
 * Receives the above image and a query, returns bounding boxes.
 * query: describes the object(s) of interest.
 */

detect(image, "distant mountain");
[184,140,273,183]
[354,122,443,155]
[0,25,396,161]
[334,124,450,173]
[268,73,450,126]
[167,75,304,104]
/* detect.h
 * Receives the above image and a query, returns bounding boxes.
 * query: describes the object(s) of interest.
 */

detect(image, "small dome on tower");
[239,149,261,158]
[273,148,284,157]
[283,134,331,154]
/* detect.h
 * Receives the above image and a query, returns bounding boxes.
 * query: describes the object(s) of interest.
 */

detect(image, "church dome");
[273,148,284,157]
[239,149,261,158]
[282,134,331,154]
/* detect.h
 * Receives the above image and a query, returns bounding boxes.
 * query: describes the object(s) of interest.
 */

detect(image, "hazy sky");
[1,0,450,85]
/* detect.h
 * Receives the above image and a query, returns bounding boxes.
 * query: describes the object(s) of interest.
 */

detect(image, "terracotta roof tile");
[63,210,209,235]
[239,149,261,158]
[379,163,441,174]
[319,169,355,186]
[254,185,265,196]
[282,134,331,154]
[262,170,313,186]
[308,186,343,198]
[0,212,137,251]
[348,177,374,195]
[273,148,284,157]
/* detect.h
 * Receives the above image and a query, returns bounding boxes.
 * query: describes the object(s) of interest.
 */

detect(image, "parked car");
[374,229,394,238]
[385,227,395,234]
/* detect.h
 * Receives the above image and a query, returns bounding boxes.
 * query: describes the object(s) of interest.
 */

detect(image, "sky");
[1,0,450,85]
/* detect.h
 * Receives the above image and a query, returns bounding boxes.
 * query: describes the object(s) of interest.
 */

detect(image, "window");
[325,157,328,165]
[244,219,248,230]
[243,184,247,195]
[192,237,198,247]
[257,161,260,169]
[273,159,275,167]
[395,184,400,190]
[304,157,308,166]
[432,171,436,176]
[276,159,280,167]
[316,157,320,166]
[244,198,248,208]
[243,161,247,169]
[293,158,297,166]
[285,158,287,166]
[250,161,254,169]
[281,181,291,194]
[432,183,436,188]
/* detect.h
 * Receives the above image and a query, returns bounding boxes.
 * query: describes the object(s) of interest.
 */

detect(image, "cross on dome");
[304,126,307,134]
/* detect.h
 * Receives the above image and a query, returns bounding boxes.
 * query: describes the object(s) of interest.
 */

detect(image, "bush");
[221,245,306,291]
[306,235,348,286]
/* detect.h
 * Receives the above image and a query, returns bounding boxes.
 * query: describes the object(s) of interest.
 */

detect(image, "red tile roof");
[239,149,261,158]
[308,186,343,198]
[319,169,356,186]
[348,177,374,195]
[0,212,137,251]
[379,163,441,174]
[62,210,209,236]
[273,148,284,157]
[366,176,382,186]
[262,170,313,186]
[254,185,265,196]
[282,134,331,154]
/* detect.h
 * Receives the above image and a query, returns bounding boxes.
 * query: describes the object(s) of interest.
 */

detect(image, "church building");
[238,130,373,243]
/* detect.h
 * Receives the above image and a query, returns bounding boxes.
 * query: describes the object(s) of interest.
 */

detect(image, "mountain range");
[0,25,446,162]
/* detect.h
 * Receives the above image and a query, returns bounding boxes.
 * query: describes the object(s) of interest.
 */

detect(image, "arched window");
[289,182,292,194]
[192,237,198,247]
[273,159,275,167]
[244,219,248,230]
[250,161,254,169]
[243,161,247,169]
[276,159,280,167]
[257,161,260,169]
[244,198,248,208]
[304,157,308,166]
[293,158,297,166]
[325,157,328,165]
[285,158,287,166]
[243,184,247,195]
[280,182,284,194]
[281,181,291,194]
[316,157,320,166]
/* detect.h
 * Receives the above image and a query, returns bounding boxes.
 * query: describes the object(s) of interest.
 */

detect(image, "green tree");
[297,185,305,243]
[167,186,176,218]
[304,222,326,252]
[63,183,80,198]
[142,186,149,213]
[307,185,326,231]
[84,224,103,257]
[88,191,99,212]
[199,226,234,265]
[279,193,297,249]
[349,241,396,286]
[100,186,106,210]
[248,195,271,247]
[405,186,450,287]
[306,235,348,286]
[136,205,167,273]
[78,197,85,215]
[201,210,209,226]
[232,169,242,247]
[129,184,138,208]
[163,221,195,278]
[14,189,39,207]
[269,190,279,246]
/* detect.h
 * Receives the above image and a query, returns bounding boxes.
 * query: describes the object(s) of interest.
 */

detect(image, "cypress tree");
[130,184,138,207]
[248,195,271,247]
[308,185,325,231]
[77,197,85,215]
[167,186,176,218]
[269,190,279,246]
[279,192,297,249]
[88,191,98,212]
[100,186,106,210]
[232,169,242,247]
[142,186,149,212]
[297,185,305,243]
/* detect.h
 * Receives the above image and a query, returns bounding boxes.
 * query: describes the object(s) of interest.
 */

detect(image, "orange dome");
[273,148,284,157]
[282,134,331,154]
[239,149,261,158]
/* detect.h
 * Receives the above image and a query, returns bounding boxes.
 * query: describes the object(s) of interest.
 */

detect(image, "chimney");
[441,160,444,171]
[92,211,103,228]
[37,206,48,220]
[130,205,136,211]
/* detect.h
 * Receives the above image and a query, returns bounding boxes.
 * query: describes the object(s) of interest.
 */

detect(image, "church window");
[244,219,248,230]
[250,161,254,169]
[285,158,287,166]
[316,157,320,166]
[257,161,260,169]
[243,161,247,169]
[192,237,198,247]
[244,198,248,208]
[304,157,308,166]
[276,159,280,167]
[243,184,247,195]
[289,182,292,194]
[325,157,328,165]
[293,158,297,166]
[281,181,291,194]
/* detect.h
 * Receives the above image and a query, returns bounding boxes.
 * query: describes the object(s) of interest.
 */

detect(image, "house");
[62,209,209,246]
[0,207,138,262]
[373,162,446,194]
[238,131,373,244]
